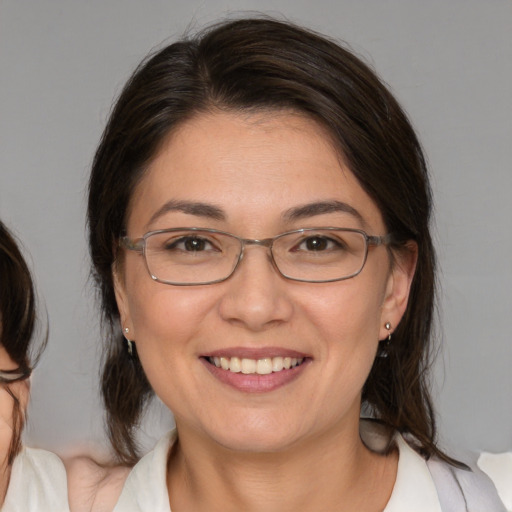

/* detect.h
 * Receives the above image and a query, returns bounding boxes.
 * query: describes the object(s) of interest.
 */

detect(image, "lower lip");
[201,358,310,393]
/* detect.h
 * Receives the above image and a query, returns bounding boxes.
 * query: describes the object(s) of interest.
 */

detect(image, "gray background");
[0,0,511,459]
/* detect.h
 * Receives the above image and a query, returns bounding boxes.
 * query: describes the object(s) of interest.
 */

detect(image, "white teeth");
[209,356,304,375]
[272,357,284,372]
[241,358,256,374]
[230,357,241,373]
[256,358,273,375]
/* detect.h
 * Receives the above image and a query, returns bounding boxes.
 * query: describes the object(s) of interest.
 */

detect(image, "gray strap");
[427,457,507,512]
[427,458,467,511]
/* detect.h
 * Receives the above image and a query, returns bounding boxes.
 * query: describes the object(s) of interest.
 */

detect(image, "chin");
[216,433,299,454]
[204,417,305,454]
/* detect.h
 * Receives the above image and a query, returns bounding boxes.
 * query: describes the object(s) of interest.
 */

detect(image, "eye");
[165,235,219,252]
[295,235,346,252]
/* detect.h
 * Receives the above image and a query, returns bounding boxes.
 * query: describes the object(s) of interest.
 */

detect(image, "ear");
[112,264,135,340]
[379,241,418,340]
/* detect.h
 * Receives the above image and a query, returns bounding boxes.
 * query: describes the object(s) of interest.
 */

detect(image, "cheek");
[305,279,385,345]
[300,277,387,384]
[124,270,220,358]
[124,285,211,402]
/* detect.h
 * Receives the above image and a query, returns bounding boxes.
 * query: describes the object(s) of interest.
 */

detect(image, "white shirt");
[478,451,512,511]
[112,429,446,512]
[2,446,69,512]
[385,434,442,511]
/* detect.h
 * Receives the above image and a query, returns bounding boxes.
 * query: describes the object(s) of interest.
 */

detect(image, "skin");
[0,344,29,504]
[109,110,417,512]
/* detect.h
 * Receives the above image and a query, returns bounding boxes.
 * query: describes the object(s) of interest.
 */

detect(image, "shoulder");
[427,456,507,511]
[2,447,69,511]
[478,452,512,511]
[65,455,131,512]
[388,429,506,512]
[65,432,175,512]
[14,445,68,477]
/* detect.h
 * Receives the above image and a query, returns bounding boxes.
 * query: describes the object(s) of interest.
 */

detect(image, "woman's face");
[115,111,415,453]
[0,342,29,458]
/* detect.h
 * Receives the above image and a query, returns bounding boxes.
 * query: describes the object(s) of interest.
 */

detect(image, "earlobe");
[113,266,135,339]
[379,242,418,339]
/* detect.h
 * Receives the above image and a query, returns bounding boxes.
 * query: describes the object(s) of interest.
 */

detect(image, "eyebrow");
[283,200,365,224]
[147,200,226,226]
[147,199,365,227]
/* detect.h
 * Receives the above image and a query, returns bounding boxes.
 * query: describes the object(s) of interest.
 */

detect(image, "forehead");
[127,110,384,234]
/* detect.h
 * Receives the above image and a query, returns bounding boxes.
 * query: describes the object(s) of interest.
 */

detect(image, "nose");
[217,245,294,332]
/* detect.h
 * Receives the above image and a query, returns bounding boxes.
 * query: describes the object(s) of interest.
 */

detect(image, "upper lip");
[201,347,310,359]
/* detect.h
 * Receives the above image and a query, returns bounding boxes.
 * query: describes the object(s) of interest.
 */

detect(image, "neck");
[167,420,397,512]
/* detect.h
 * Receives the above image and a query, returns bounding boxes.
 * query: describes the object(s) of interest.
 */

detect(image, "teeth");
[209,356,304,375]
[256,358,273,375]
[241,358,256,374]
[272,357,284,372]
[230,357,241,373]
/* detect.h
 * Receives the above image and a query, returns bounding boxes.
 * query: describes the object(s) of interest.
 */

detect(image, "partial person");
[73,18,506,511]
[0,220,69,511]
[479,451,512,511]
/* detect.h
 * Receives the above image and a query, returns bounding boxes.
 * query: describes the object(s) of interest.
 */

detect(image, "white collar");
[115,426,442,512]
[384,434,442,512]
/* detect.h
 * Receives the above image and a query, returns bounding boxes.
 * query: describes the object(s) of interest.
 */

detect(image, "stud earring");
[385,322,392,342]
[378,322,392,358]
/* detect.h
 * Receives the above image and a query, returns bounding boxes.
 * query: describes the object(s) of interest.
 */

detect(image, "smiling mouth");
[206,356,305,375]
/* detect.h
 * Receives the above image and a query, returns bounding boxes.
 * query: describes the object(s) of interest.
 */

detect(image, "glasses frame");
[0,364,32,384]
[120,227,393,286]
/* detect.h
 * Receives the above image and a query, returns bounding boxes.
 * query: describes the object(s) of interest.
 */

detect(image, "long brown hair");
[89,17,444,465]
[0,220,46,464]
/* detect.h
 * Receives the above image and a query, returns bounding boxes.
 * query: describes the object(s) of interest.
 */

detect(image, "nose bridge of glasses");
[236,237,277,269]
[241,237,274,249]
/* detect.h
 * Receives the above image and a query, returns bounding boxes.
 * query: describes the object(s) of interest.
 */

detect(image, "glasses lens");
[144,230,241,284]
[272,229,367,282]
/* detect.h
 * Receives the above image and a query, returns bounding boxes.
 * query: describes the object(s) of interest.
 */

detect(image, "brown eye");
[298,236,345,252]
[183,237,207,251]
[165,236,214,252]
[305,237,328,251]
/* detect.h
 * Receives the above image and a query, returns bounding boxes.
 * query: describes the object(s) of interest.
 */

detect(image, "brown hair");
[89,17,444,465]
[0,220,46,464]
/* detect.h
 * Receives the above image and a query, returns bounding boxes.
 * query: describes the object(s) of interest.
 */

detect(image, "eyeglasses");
[0,365,32,383]
[120,227,392,286]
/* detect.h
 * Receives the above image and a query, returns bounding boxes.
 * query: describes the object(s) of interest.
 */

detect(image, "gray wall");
[1,0,511,458]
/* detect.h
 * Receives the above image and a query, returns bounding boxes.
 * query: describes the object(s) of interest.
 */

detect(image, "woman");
[81,18,505,511]
[0,220,69,511]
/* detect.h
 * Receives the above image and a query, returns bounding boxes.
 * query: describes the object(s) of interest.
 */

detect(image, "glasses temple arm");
[119,236,144,252]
